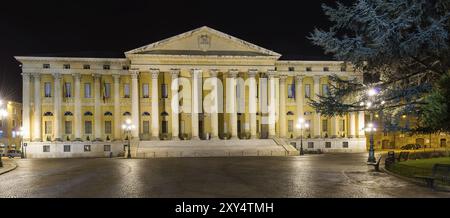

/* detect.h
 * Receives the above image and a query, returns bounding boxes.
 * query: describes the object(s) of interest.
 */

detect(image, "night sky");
[0,0,343,102]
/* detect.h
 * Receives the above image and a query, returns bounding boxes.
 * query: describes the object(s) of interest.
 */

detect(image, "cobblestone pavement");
[0,153,449,198]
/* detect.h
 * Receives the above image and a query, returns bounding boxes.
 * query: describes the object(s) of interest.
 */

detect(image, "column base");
[32,138,42,142]
[54,138,63,142]
[151,136,160,140]
[73,138,83,142]
[191,136,201,140]
[347,135,355,138]
[93,138,103,142]
[314,135,321,139]
[210,136,220,141]
[171,136,180,141]
[250,135,258,140]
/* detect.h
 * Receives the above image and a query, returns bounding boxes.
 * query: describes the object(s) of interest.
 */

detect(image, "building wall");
[0,101,23,153]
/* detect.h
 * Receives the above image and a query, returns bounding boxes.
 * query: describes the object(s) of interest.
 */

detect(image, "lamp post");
[296,118,310,156]
[0,100,8,167]
[122,119,135,159]
[364,88,379,163]
[13,127,24,158]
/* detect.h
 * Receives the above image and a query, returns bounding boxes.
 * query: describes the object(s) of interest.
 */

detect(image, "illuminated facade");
[16,26,366,158]
[0,101,22,154]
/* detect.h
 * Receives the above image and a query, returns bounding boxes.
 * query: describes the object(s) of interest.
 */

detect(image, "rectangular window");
[122,66,129,70]
[305,84,311,98]
[12,120,16,128]
[323,67,329,72]
[288,67,295,71]
[84,145,91,152]
[104,121,112,134]
[340,119,345,132]
[63,64,70,69]
[45,121,52,134]
[288,84,295,98]
[306,67,312,72]
[161,84,168,98]
[322,84,329,96]
[103,65,110,70]
[143,121,150,134]
[308,142,314,148]
[142,83,149,98]
[64,145,71,152]
[325,142,332,148]
[288,120,294,132]
[104,145,111,152]
[340,66,346,72]
[104,83,111,98]
[43,145,50,152]
[343,142,349,148]
[64,82,72,98]
[124,83,130,98]
[65,121,72,134]
[84,83,91,98]
[43,64,50,69]
[85,121,92,134]
[83,64,90,69]
[322,119,328,132]
[44,82,52,97]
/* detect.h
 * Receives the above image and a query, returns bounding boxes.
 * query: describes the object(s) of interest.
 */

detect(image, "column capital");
[248,69,258,77]
[130,70,140,79]
[295,74,304,82]
[313,75,321,83]
[279,75,288,82]
[22,72,31,81]
[112,74,121,80]
[190,68,202,76]
[32,73,41,79]
[92,73,102,79]
[227,69,239,78]
[72,73,82,79]
[170,68,180,78]
[52,73,62,80]
[209,69,219,77]
[267,70,277,78]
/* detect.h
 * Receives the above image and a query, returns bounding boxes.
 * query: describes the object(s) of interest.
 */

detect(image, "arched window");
[142,112,150,116]
[160,111,169,116]
[43,112,53,116]
[84,111,93,116]
[104,111,113,116]
[64,111,73,116]
[123,112,131,116]
[287,111,294,116]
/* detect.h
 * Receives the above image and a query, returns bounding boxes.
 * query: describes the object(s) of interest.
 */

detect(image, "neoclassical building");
[16,26,366,158]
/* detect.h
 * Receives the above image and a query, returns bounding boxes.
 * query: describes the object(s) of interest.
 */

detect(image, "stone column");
[131,70,140,138]
[209,69,220,139]
[32,74,41,141]
[279,75,287,138]
[268,70,277,138]
[171,69,180,140]
[191,69,202,140]
[113,74,121,140]
[358,111,365,137]
[248,70,258,139]
[73,73,82,141]
[295,75,304,138]
[150,69,159,140]
[331,116,339,138]
[313,76,321,138]
[227,69,239,139]
[349,112,356,138]
[93,74,102,141]
[22,73,31,141]
[53,73,62,141]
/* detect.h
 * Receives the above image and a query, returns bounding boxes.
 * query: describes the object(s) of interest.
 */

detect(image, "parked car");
[401,144,421,150]
[3,150,22,158]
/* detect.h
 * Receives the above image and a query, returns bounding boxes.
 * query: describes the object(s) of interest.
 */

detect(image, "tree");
[419,73,450,132]
[308,0,450,131]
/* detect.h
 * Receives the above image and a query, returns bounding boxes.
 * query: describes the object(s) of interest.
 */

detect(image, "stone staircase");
[130,138,299,158]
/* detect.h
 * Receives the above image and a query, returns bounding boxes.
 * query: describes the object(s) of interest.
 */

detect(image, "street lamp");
[364,88,379,163]
[122,119,135,159]
[296,118,309,156]
[365,122,377,163]
[13,127,24,158]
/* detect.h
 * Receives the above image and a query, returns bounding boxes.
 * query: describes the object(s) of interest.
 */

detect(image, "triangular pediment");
[125,26,281,57]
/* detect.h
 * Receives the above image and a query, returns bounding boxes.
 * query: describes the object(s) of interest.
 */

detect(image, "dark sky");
[0,0,342,102]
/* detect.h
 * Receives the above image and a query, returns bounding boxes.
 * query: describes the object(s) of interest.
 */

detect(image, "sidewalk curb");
[0,160,18,175]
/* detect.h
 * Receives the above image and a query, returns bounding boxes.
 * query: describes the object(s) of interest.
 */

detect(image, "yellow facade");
[0,101,22,152]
